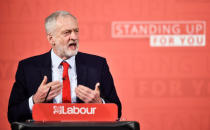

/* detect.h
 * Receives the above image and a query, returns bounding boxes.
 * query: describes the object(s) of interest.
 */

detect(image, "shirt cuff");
[101,98,105,104]
[28,96,34,112]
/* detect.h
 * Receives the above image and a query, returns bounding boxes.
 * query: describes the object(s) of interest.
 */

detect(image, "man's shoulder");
[77,52,106,62]
[19,51,50,66]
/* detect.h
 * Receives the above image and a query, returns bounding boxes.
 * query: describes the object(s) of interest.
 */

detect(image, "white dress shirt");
[28,49,78,111]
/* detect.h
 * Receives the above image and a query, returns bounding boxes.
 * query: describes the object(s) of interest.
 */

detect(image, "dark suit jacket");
[8,51,122,123]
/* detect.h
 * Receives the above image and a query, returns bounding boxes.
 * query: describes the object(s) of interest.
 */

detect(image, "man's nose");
[70,31,78,40]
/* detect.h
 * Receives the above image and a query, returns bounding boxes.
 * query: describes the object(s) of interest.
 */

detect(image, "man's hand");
[33,76,62,104]
[75,83,102,103]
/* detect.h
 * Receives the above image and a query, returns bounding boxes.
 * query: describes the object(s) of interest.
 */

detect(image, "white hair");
[45,10,77,34]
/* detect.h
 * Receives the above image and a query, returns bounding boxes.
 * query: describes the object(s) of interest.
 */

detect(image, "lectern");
[12,121,140,130]
[11,104,140,130]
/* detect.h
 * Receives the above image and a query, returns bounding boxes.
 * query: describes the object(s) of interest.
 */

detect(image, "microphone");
[44,87,51,103]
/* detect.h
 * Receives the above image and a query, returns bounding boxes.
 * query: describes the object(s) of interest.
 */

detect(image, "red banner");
[32,103,118,122]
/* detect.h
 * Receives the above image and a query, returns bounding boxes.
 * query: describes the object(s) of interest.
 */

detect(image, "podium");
[11,104,140,130]
[11,121,140,130]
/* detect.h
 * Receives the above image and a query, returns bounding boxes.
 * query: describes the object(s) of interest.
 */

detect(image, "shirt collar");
[51,49,76,69]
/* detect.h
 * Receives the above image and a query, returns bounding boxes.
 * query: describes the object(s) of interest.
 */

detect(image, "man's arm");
[8,62,62,123]
[8,61,32,123]
[100,59,122,118]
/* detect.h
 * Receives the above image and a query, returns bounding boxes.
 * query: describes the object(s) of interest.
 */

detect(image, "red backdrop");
[0,0,210,130]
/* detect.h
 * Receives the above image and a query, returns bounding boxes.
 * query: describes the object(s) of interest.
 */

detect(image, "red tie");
[62,61,71,103]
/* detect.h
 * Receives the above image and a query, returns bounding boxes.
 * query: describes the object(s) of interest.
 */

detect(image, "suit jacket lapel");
[38,50,52,103]
[39,50,52,83]
[75,52,88,103]
[76,52,88,86]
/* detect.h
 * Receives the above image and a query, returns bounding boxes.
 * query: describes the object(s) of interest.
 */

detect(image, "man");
[8,10,121,123]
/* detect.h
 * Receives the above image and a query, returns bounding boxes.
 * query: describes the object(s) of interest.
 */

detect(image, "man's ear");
[47,33,55,46]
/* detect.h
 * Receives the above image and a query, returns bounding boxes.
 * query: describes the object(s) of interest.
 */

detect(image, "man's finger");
[49,82,62,91]
[40,76,48,86]
[47,88,62,100]
[46,81,61,88]
[77,85,92,93]
[95,82,100,92]
[76,87,92,98]
[75,89,88,103]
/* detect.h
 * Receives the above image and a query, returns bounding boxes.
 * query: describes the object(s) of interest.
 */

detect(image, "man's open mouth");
[68,43,77,49]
